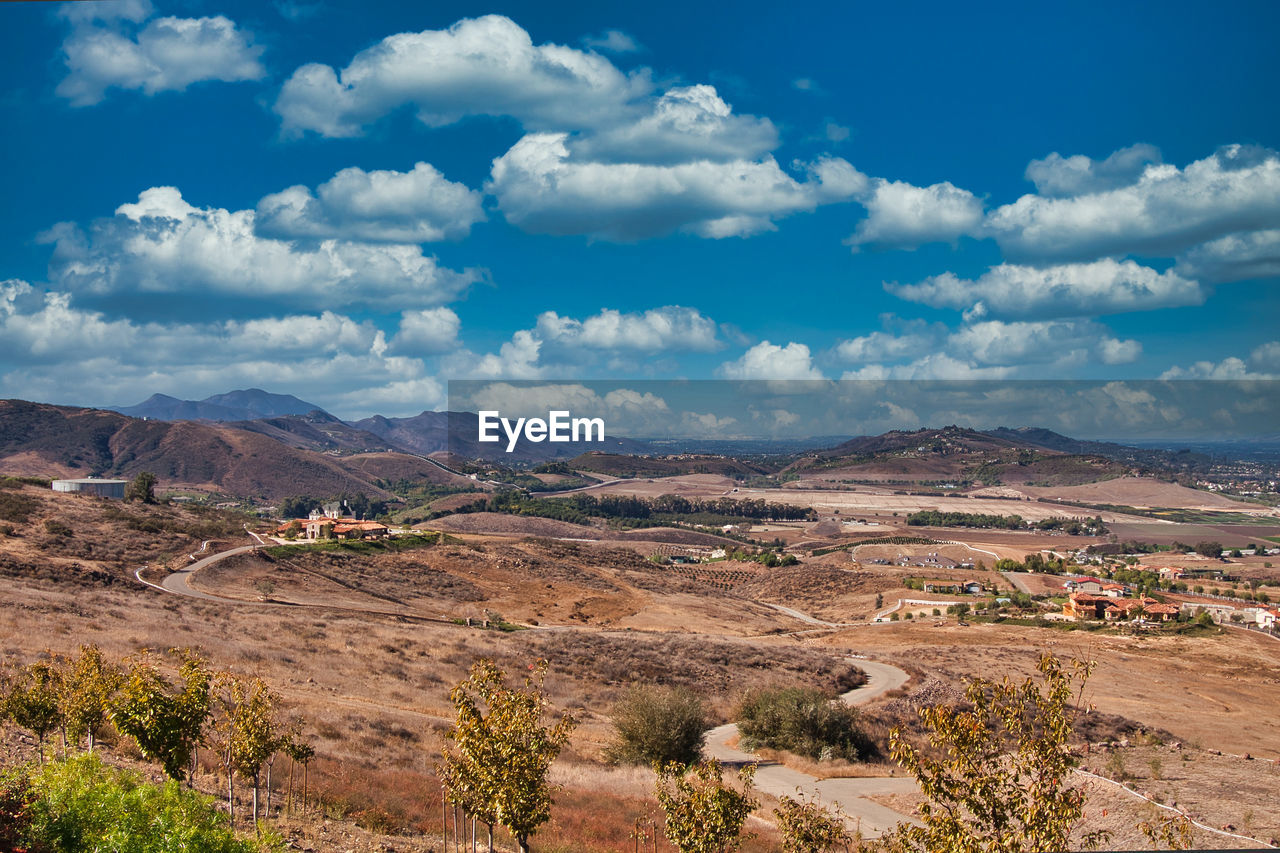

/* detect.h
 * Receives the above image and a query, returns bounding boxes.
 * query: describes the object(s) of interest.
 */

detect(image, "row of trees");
[0,646,314,832]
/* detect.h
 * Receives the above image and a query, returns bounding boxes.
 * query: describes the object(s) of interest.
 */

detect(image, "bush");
[44,520,73,537]
[606,684,707,767]
[735,686,874,762]
[5,753,263,853]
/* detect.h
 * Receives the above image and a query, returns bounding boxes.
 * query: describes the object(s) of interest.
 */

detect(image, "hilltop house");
[292,517,390,540]
[921,578,983,595]
[1064,592,1178,622]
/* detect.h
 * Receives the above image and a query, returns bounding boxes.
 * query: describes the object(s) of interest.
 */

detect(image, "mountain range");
[0,390,1228,503]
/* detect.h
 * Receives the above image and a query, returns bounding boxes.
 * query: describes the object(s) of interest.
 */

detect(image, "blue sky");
[1,0,1278,418]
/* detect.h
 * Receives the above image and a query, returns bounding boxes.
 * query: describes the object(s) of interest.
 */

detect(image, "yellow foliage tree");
[441,659,577,853]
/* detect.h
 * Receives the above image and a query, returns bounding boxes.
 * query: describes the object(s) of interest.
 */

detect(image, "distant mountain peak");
[111,389,327,423]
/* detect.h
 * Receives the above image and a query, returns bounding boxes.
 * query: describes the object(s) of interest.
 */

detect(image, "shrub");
[606,684,707,767]
[43,520,73,537]
[736,686,874,762]
[6,753,262,853]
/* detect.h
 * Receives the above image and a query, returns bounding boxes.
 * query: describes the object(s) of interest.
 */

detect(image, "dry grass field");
[3,480,1279,851]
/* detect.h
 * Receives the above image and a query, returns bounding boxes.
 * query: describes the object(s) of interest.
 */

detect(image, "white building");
[51,478,127,499]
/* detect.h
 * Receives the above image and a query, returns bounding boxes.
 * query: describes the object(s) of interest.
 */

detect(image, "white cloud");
[1175,228,1280,283]
[567,84,778,165]
[847,178,984,250]
[824,122,850,143]
[834,321,940,363]
[842,354,1015,380]
[44,187,478,309]
[256,162,485,243]
[1098,336,1143,365]
[1160,339,1280,379]
[274,14,647,137]
[59,0,153,25]
[835,317,1140,379]
[57,9,264,106]
[1160,357,1265,380]
[582,29,641,54]
[392,308,462,354]
[718,341,824,379]
[887,259,1203,319]
[986,145,1280,262]
[1024,143,1162,197]
[488,133,863,240]
[0,281,450,417]
[450,306,721,379]
[535,306,720,352]
[1251,341,1280,371]
[949,319,1139,367]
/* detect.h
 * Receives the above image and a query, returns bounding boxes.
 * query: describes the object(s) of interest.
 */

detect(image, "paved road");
[159,544,260,602]
[705,658,915,837]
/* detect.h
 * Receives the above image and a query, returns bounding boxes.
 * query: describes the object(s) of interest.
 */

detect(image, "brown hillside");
[0,400,397,501]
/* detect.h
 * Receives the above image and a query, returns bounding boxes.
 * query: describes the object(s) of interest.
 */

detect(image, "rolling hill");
[0,400,416,501]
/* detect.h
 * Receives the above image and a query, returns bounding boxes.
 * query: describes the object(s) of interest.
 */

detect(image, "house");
[921,579,983,595]
[1063,577,1105,594]
[1064,593,1111,621]
[1157,567,1185,582]
[299,517,389,540]
[332,520,389,540]
[1258,609,1279,630]
[1065,593,1175,622]
[1100,582,1128,598]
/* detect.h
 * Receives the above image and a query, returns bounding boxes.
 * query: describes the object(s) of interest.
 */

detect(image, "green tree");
[655,759,757,853]
[8,753,258,853]
[111,649,212,782]
[606,684,707,768]
[775,790,853,852]
[215,674,283,830]
[880,653,1109,853]
[125,471,158,504]
[440,659,577,853]
[4,660,63,763]
[60,645,123,753]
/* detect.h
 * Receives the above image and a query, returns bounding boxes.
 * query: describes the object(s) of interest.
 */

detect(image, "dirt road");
[705,658,914,836]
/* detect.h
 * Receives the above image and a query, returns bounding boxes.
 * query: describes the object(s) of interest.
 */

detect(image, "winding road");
[140,536,919,832]
[705,658,915,836]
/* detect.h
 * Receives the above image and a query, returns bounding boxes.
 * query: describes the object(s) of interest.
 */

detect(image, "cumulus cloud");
[44,187,479,309]
[949,320,1140,367]
[835,317,1139,379]
[842,353,1016,381]
[392,308,461,353]
[1024,143,1162,197]
[0,280,450,417]
[535,306,720,352]
[256,162,485,243]
[847,178,984,250]
[887,259,1203,320]
[1160,339,1280,380]
[834,319,941,363]
[451,306,721,379]
[718,341,824,379]
[566,85,778,165]
[488,133,863,240]
[1175,228,1280,284]
[986,145,1280,262]
[274,14,646,137]
[57,5,264,106]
